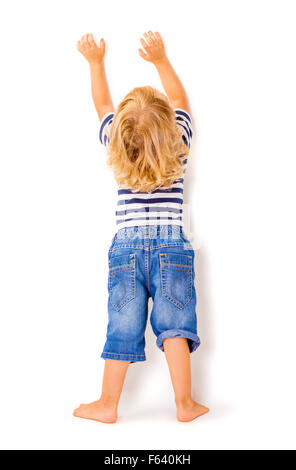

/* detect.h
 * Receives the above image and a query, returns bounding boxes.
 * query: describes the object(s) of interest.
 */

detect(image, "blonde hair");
[105,86,189,193]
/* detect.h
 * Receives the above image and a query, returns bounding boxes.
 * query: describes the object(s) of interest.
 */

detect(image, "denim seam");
[109,243,188,253]
[110,263,132,270]
[152,243,188,250]
[156,329,200,353]
[102,352,145,358]
[160,253,193,310]
[109,254,136,311]
[110,245,145,251]
[110,273,127,306]
[108,234,116,255]
[162,267,191,272]
[170,271,191,304]
[159,253,192,267]
[147,231,150,292]
[146,249,150,293]
[161,258,192,266]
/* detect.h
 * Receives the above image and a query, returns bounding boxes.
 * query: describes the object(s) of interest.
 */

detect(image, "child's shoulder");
[174,108,193,149]
[99,111,115,146]
[99,107,193,149]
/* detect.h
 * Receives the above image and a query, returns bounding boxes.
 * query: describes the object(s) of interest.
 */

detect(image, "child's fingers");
[100,38,105,55]
[87,33,95,46]
[147,30,157,43]
[138,48,149,61]
[77,40,85,52]
[143,32,152,46]
[80,34,89,49]
[140,37,150,50]
[155,31,164,45]
[81,34,88,43]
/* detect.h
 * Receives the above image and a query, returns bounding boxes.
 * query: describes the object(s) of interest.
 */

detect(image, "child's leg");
[73,359,130,423]
[163,337,209,422]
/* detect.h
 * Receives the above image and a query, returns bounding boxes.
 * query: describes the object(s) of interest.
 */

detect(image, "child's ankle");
[99,395,118,408]
[175,396,194,408]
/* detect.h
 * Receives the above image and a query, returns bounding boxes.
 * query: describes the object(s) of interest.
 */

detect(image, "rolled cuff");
[156,329,200,353]
[101,352,146,362]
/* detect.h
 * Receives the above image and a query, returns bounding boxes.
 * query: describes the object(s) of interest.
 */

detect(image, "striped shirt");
[99,108,193,232]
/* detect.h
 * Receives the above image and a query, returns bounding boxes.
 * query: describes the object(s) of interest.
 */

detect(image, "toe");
[73,408,80,416]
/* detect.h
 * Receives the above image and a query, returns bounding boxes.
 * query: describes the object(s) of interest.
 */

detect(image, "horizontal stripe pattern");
[116,207,182,216]
[99,108,193,231]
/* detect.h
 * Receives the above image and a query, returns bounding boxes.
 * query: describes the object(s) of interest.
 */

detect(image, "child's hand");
[138,31,167,65]
[77,34,105,65]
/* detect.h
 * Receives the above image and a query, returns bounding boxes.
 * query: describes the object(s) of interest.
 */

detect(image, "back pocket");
[108,253,136,311]
[159,252,192,309]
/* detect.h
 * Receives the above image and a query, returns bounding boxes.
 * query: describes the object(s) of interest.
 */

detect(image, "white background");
[0,0,296,450]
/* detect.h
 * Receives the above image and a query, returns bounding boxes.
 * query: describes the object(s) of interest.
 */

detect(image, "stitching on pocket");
[110,263,132,271]
[160,253,193,309]
[161,263,191,269]
[170,271,191,304]
[110,273,127,306]
[160,253,192,267]
[109,254,136,311]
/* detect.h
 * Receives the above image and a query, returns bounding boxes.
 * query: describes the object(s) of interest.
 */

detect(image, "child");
[74,30,209,423]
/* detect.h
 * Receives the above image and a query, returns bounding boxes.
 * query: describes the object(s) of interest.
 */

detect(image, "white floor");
[1,318,295,451]
[1,392,294,451]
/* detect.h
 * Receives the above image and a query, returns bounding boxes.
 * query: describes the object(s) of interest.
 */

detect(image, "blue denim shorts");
[101,225,200,362]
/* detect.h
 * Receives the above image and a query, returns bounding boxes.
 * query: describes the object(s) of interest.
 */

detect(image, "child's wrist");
[154,56,169,68]
[89,60,104,68]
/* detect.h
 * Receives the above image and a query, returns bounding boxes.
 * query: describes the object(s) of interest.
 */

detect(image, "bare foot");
[73,399,117,424]
[177,399,209,422]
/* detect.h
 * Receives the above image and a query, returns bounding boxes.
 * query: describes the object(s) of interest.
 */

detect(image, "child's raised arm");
[77,34,115,120]
[138,31,190,112]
